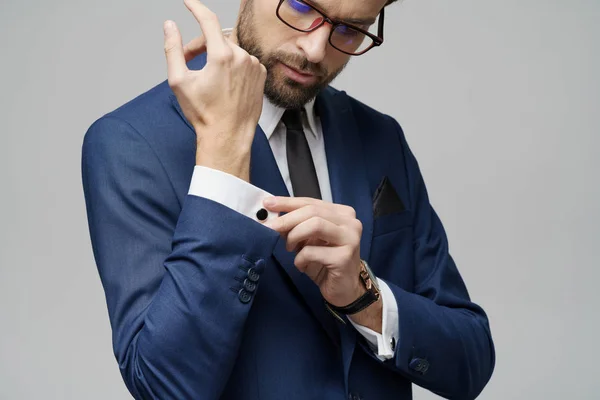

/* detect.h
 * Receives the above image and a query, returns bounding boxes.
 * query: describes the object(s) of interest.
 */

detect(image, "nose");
[296,22,331,64]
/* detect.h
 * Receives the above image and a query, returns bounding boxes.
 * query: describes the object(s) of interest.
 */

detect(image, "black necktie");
[282,109,322,199]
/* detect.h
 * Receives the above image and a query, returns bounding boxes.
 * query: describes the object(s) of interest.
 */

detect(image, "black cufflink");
[256,208,268,221]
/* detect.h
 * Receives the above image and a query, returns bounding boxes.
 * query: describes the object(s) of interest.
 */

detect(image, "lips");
[279,62,319,85]
[283,63,314,77]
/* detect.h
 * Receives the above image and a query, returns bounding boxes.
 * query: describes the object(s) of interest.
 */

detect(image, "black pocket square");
[373,176,406,217]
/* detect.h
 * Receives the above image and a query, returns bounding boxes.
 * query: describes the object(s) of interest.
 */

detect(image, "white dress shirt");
[188,96,398,360]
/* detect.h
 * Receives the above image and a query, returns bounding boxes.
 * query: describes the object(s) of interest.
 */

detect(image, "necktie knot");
[282,109,304,132]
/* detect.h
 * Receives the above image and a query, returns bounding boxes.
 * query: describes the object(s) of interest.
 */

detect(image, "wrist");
[349,278,367,305]
[196,150,251,182]
[348,295,383,331]
[325,260,381,316]
[195,134,252,181]
[326,262,366,307]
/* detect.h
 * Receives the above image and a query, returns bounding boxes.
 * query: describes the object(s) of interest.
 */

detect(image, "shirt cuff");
[188,166,278,224]
[348,278,399,361]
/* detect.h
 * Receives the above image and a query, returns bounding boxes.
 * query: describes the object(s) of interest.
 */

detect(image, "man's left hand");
[263,196,382,331]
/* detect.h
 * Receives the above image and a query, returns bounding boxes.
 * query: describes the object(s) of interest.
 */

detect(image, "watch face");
[363,261,380,291]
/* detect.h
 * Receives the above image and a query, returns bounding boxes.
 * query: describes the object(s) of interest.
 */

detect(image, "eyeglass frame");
[275,0,385,56]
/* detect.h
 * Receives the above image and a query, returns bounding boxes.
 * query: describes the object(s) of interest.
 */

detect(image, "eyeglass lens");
[278,0,379,54]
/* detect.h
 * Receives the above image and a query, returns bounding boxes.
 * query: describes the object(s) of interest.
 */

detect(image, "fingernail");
[263,197,276,207]
[164,20,174,33]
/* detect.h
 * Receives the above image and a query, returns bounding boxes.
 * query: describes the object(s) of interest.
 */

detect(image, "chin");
[264,76,320,109]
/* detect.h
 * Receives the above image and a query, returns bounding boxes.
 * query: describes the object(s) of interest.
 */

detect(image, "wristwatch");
[325,259,381,318]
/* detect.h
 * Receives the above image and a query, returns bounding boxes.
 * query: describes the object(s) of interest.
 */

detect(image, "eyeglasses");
[276,0,385,56]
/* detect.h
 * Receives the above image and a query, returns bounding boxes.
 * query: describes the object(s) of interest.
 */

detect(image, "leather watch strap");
[324,260,380,316]
[325,290,379,316]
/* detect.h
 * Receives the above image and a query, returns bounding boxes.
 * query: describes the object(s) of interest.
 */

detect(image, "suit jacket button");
[243,278,257,293]
[409,358,429,374]
[247,268,260,282]
[238,289,252,304]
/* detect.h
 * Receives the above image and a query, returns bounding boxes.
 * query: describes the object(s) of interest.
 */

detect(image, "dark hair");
[385,0,400,5]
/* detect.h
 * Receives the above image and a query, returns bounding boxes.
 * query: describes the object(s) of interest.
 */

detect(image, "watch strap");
[325,289,379,316]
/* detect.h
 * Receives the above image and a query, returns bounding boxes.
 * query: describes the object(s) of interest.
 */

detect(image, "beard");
[236,0,347,109]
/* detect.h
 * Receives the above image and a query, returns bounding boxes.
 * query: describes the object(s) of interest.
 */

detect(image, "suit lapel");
[317,89,373,263]
[249,126,341,347]
[317,88,375,384]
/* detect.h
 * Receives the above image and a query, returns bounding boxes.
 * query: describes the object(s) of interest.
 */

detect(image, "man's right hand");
[163,0,267,182]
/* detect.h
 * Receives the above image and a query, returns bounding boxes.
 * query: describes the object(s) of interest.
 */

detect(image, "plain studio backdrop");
[1,0,598,398]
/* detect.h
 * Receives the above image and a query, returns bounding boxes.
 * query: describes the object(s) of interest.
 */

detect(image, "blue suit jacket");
[82,53,495,400]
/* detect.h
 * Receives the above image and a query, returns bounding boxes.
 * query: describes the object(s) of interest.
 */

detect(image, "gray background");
[1,0,598,398]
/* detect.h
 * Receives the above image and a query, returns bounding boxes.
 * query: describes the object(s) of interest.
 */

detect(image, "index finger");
[264,197,354,216]
[183,0,228,57]
[265,203,349,234]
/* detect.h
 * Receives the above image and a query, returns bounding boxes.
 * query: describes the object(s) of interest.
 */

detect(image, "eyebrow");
[304,0,378,26]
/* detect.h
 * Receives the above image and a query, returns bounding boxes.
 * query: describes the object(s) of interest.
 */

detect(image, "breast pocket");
[372,210,413,237]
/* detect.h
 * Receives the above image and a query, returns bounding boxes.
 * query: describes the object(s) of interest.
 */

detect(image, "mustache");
[270,51,327,77]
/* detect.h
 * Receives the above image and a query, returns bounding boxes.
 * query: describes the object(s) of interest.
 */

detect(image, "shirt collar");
[258,96,320,140]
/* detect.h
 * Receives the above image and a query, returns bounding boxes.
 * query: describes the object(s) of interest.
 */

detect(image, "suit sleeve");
[81,116,280,399]
[361,117,496,400]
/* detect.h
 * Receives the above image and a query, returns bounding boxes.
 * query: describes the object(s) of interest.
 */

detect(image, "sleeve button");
[238,289,252,304]
[243,278,257,293]
[409,358,429,375]
[247,268,260,282]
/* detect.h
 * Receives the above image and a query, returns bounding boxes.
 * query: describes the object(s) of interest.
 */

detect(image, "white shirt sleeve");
[348,278,399,361]
[188,166,278,224]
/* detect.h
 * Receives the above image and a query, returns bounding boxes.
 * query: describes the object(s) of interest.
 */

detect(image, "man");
[81,0,495,398]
